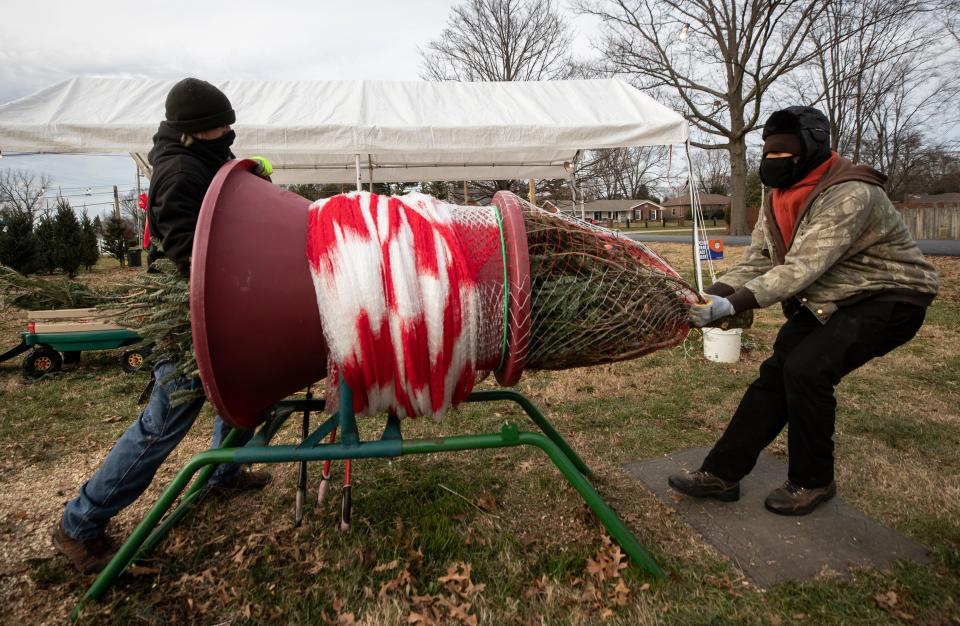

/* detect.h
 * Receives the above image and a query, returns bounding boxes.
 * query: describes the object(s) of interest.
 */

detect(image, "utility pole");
[463,180,469,205]
[113,185,120,220]
[528,179,536,206]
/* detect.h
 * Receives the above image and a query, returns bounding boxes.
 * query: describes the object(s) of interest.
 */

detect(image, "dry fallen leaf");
[374,559,399,572]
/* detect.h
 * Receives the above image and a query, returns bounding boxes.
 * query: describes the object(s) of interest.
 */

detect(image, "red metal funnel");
[191,159,328,429]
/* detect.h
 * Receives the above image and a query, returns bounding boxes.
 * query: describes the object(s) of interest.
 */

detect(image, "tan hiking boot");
[667,469,740,502]
[50,523,116,574]
[207,468,272,497]
[764,480,836,516]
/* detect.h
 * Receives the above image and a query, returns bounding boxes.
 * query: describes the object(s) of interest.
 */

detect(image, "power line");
[39,189,146,200]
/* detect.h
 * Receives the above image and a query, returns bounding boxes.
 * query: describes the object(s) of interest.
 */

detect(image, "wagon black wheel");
[119,349,147,373]
[23,347,63,378]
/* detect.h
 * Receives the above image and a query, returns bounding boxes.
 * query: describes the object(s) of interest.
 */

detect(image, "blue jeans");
[61,361,253,540]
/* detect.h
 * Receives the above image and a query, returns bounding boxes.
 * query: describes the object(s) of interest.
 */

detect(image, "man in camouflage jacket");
[669,106,939,516]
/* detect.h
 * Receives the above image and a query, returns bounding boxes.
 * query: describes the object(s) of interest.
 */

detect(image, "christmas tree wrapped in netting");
[304,190,704,420]
[75,182,747,423]
[521,202,696,370]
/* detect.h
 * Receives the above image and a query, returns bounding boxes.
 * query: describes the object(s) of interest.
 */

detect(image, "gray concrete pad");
[625,447,930,587]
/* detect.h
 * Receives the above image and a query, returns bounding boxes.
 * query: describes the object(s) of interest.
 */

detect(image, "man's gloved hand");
[250,156,273,179]
[689,295,735,328]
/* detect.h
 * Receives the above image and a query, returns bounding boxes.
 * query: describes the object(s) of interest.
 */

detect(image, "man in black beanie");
[669,106,939,515]
[52,78,272,573]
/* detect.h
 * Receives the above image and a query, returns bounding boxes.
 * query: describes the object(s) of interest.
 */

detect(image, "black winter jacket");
[146,122,234,274]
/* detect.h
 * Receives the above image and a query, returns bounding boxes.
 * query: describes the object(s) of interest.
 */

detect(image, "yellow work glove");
[249,156,273,179]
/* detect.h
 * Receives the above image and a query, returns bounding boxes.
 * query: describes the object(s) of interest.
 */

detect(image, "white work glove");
[688,295,735,328]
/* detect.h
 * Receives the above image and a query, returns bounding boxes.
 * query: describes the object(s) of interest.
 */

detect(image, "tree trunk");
[728,137,749,235]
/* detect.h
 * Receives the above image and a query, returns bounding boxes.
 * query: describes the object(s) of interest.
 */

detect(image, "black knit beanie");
[164,78,236,132]
[761,106,831,174]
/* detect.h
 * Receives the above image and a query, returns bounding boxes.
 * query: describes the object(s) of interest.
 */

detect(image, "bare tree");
[691,148,730,195]
[0,168,52,222]
[790,0,946,163]
[861,61,960,199]
[577,146,667,199]
[421,0,579,204]
[419,0,576,81]
[792,0,959,200]
[578,0,830,234]
[946,0,960,45]
[120,191,145,245]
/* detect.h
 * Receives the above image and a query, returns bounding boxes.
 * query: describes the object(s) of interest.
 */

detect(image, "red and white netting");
[305,192,505,420]
[305,191,698,421]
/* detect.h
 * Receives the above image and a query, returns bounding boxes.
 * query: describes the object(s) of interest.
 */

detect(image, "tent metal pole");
[567,151,582,220]
[685,139,704,292]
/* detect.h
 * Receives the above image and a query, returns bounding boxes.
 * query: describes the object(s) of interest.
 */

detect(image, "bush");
[79,211,100,270]
[33,215,57,273]
[51,200,83,278]
[0,211,40,274]
[102,214,127,266]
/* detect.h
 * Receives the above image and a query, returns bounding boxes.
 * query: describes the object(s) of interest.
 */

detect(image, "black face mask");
[759,156,803,189]
[192,130,236,165]
[195,129,235,149]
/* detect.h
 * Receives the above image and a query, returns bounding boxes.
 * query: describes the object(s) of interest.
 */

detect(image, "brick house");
[661,193,731,221]
[543,199,665,223]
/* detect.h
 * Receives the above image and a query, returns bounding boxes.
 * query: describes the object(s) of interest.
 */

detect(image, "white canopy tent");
[0,77,687,185]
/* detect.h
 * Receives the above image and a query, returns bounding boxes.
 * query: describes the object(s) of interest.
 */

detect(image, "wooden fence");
[896,203,960,240]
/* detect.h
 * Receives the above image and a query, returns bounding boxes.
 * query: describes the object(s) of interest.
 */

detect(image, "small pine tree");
[33,214,57,273]
[102,214,128,267]
[51,198,83,277]
[421,181,450,200]
[0,210,40,274]
[79,210,100,270]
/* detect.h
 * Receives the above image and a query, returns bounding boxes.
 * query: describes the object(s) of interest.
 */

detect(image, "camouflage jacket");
[708,156,939,323]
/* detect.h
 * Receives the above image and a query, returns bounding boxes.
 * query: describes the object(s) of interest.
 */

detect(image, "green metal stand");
[71,385,662,621]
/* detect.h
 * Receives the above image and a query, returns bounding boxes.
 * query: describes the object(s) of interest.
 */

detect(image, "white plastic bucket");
[702,328,743,363]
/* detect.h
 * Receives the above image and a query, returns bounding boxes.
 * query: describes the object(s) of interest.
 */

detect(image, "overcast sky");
[0,0,601,205]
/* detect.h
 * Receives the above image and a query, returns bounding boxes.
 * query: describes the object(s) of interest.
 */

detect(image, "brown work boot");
[50,523,116,574]
[207,468,272,496]
[668,469,740,502]
[764,480,836,516]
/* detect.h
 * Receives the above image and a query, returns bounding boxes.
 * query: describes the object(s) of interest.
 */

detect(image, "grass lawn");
[591,221,729,233]
[0,247,958,625]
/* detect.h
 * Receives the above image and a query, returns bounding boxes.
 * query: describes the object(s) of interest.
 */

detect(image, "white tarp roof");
[0,77,687,184]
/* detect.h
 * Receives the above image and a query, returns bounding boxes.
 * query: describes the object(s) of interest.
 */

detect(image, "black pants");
[701,300,925,489]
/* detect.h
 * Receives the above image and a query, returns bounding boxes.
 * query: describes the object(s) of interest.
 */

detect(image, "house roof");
[580,199,654,211]
[662,193,730,207]
[542,198,663,213]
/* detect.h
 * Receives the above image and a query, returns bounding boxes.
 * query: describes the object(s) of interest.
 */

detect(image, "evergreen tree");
[102,214,128,266]
[0,210,40,274]
[51,198,83,277]
[79,210,100,270]
[33,214,57,273]
[421,181,449,200]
